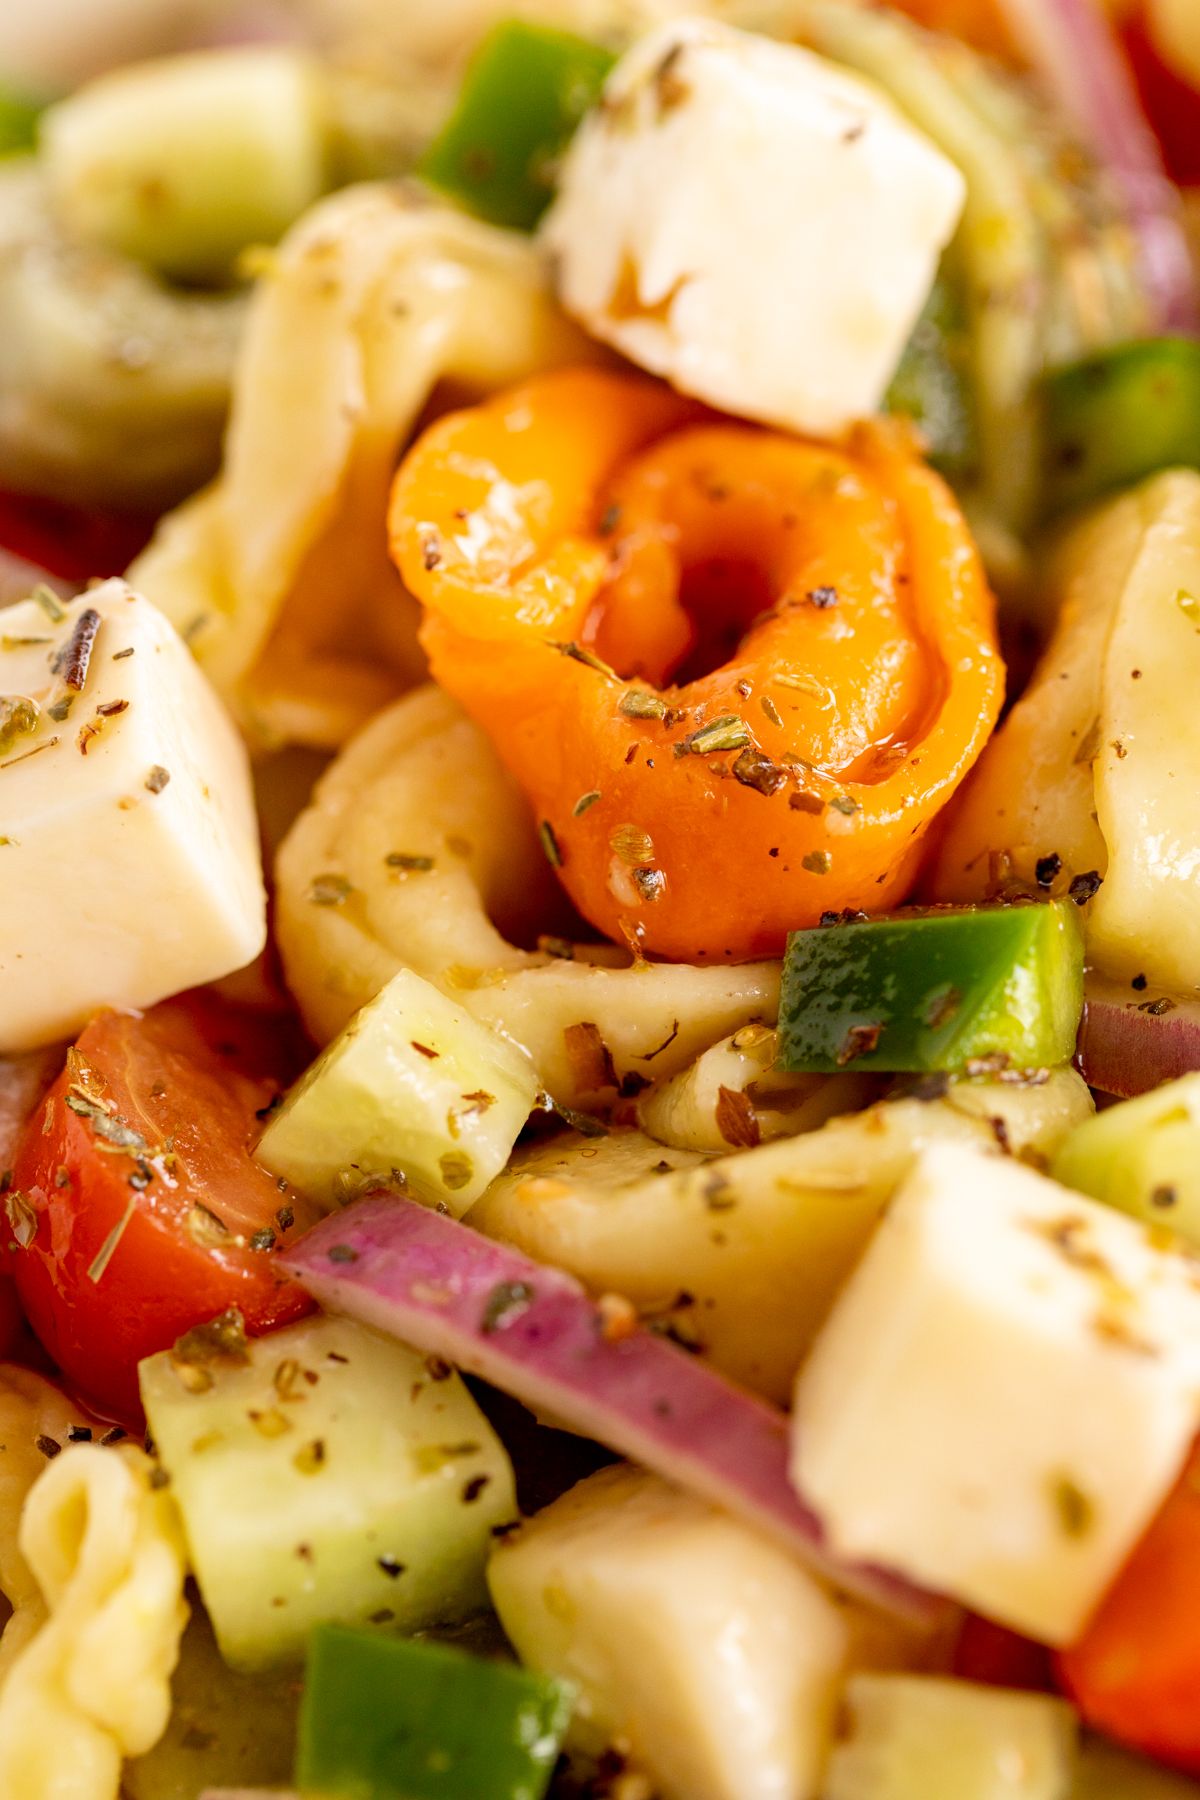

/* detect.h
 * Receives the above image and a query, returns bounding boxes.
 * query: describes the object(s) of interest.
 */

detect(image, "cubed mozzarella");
[0,579,265,1052]
[792,1142,1200,1645]
[542,16,966,439]
[488,1463,936,1800]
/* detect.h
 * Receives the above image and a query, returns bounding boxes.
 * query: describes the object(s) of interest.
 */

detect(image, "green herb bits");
[777,902,1085,1076]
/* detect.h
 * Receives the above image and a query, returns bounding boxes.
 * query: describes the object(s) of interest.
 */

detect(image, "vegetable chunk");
[256,966,540,1216]
[778,902,1084,1075]
[792,1142,1200,1644]
[296,1623,572,1800]
[140,1312,516,1669]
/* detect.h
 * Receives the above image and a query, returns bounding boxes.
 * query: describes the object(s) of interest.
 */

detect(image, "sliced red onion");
[1004,0,1197,332]
[282,1195,946,1628]
[1079,975,1200,1097]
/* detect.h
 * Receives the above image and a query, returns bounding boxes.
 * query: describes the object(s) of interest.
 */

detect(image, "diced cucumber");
[295,1623,572,1800]
[40,47,329,283]
[139,1312,517,1670]
[419,19,615,231]
[1072,1738,1200,1799]
[1041,339,1200,520]
[1052,1073,1200,1247]
[256,966,540,1216]
[825,1674,1078,1800]
[886,271,979,481]
[777,902,1084,1075]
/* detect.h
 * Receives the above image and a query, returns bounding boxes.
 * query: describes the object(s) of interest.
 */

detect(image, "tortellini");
[468,1068,1094,1402]
[130,184,593,748]
[934,470,1200,994]
[275,684,781,1104]
[0,1442,188,1800]
[0,1367,82,1687]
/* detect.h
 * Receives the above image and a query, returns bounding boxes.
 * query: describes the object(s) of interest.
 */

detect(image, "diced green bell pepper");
[295,1623,574,1800]
[1053,1073,1200,1247]
[1041,337,1200,519]
[0,87,46,158]
[885,274,978,481]
[419,19,615,232]
[777,902,1085,1076]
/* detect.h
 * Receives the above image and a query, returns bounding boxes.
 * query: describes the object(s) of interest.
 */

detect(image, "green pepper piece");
[0,87,47,158]
[1053,1073,1200,1248]
[295,1623,574,1800]
[1041,337,1200,519]
[777,901,1084,1075]
[419,19,615,232]
[885,274,978,482]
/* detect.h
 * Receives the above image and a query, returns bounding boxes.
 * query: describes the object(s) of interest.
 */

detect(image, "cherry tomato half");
[7,994,319,1426]
[1058,1440,1200,1775]
[0,489,154,585]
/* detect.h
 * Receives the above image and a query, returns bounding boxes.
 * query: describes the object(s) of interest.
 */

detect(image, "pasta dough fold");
[276,685,780,1104]
[131,184,591,748]
[0,1443,188,1800]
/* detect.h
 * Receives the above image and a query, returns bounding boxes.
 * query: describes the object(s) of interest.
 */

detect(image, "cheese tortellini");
[131,185,593,749]
[0,1368,82,1687]
[275,685,781,1105]
[0,1442,188,1800]
[934,471,1200,994]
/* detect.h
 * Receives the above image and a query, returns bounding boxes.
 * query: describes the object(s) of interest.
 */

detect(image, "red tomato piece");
[1057,1440,1200,1775]
[0,490,154,585]
[954,1614,1056,1693]
[1122,12,1200,187]
[7,995,319,1426]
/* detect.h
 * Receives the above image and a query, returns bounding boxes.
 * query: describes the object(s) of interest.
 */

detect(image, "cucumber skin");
[139,1313,517,1670]
[777,902,1085,1076]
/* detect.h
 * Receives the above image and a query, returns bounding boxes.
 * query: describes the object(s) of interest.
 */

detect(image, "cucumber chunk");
[825,1674,1078,1800]
[420,19,615,231]
[1053,1072,1200,1246]
[296,1623,572,1800]
[256,965,540,1216]
[777,902,1084,1075]
[41,47,329,283]
[139,1311,517,1670]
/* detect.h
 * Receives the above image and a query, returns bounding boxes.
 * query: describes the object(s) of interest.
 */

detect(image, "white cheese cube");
[792,1143,1200,1646]
[488,1463,935,1800]
[541,16,966,440]
[0,579,265,1052]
